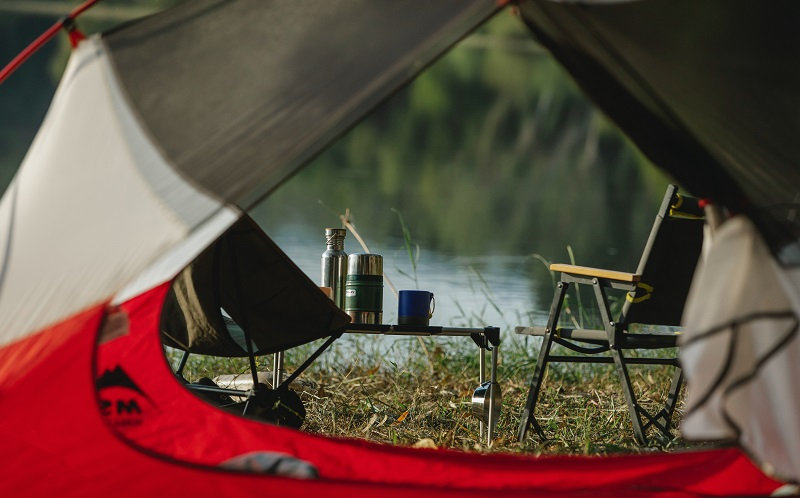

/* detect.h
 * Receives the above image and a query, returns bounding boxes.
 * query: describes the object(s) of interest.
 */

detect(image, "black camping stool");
[161,215,351,428]
[516,184,705,445]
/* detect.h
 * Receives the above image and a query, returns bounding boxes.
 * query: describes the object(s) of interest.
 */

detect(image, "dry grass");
[174,335,697,456]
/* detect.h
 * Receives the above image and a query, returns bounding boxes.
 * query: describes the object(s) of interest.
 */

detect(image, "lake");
[265,223,546,335]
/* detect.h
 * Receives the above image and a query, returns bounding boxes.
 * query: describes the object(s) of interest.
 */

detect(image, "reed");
[166,221,691,454]
[390,207,421,289]
[171,336,692,454]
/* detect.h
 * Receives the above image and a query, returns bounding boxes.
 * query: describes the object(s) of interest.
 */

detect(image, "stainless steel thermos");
[321,228,347,308]
[344,253,383,324]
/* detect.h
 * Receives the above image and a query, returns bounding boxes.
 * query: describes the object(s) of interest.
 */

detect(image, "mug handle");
[428,294,435,319]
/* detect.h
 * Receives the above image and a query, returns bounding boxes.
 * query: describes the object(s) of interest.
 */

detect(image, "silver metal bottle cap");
[347,253,382,276]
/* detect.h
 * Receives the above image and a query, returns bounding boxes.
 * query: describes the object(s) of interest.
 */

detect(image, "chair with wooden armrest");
[516,184,705,445]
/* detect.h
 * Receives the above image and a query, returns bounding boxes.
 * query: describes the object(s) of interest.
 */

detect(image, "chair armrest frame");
[560,272,639,292]
[550,263,641,283]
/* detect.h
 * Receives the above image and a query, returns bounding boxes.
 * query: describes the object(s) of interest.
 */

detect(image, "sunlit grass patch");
[169,337,695,455]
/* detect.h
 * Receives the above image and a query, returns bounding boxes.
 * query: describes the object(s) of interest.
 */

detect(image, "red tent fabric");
[0,283,782,496]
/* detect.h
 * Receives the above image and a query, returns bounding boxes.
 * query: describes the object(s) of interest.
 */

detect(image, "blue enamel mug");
[398,290,435,326]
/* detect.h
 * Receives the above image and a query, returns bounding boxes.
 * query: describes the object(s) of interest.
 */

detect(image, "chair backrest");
[161,215,351,357]
[621,184,705,327]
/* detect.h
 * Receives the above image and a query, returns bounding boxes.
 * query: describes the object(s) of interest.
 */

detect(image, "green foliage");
[257,10,672,277]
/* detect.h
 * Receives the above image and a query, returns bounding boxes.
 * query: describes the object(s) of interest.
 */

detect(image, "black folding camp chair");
[516,184,704,445]
[161,215,351,427]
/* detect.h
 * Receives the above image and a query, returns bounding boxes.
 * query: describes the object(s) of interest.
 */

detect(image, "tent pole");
[0,0,102,85]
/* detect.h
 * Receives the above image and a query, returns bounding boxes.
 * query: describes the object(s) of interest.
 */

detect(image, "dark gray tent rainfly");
[102,0,800,260]
[518,0,800,262]
[103,0,501,208]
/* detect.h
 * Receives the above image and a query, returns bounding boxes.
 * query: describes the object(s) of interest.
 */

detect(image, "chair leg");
[663,366,683,425]
[591,279,650,444]
[610,352,684,444]
[518,281,568,442]
[517,332,552,442]
[643,365,683,439]
[610,348,648,445]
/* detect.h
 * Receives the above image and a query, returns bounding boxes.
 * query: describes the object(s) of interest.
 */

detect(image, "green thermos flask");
[344,253,383,324]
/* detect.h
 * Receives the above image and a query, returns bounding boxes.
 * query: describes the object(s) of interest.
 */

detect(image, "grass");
[170,334,695,456]
[169,220,694,456]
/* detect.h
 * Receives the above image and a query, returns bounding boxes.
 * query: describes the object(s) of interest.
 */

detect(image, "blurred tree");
[256,9,672,270]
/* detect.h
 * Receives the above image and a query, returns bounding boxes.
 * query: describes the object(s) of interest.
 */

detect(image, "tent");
[0,0,796,495]
[516,0,800,485]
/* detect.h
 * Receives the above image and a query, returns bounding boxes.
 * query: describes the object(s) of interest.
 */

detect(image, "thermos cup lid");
[347,253,382,275]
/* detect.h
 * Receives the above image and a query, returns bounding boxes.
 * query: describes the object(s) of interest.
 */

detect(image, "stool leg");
[272,351,284,388]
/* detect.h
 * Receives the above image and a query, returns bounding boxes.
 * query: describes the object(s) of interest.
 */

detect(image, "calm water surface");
[266,224,545,345]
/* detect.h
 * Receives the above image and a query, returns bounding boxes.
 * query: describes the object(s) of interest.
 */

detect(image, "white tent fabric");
[111,207,238,306]
[0,37,237,347]
[681,216,800,482]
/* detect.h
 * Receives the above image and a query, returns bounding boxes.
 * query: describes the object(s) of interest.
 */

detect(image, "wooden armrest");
[516,326,608,343]
[515,326,546,336]
[549,263,641,283]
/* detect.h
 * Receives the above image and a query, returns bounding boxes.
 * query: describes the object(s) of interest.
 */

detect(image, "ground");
[173,335,697,456]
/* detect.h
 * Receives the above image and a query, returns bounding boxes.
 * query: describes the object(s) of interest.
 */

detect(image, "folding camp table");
[162,216,503,442]
[269,324,502,445]
[176,321,502,444]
